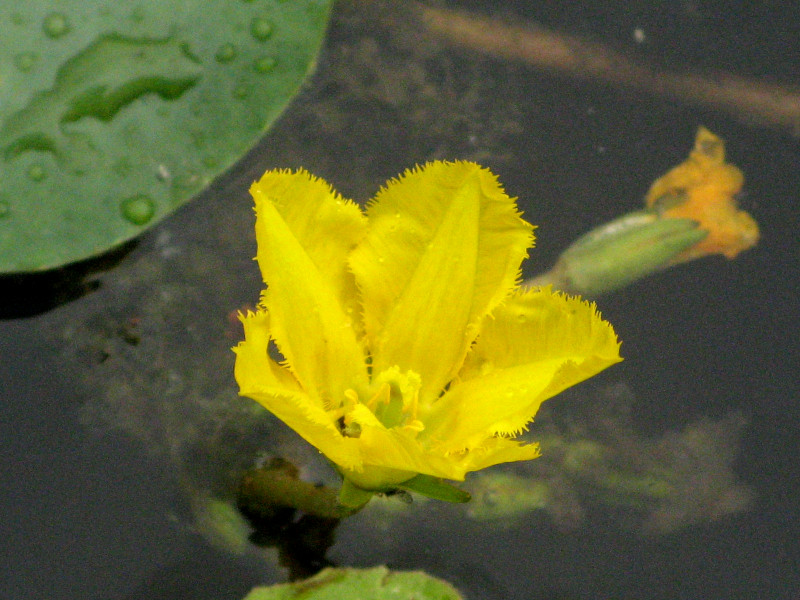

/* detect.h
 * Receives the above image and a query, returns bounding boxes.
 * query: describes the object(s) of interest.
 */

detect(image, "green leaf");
[0,0,333,273]
[399,474,471,503]
[243,566,464,600]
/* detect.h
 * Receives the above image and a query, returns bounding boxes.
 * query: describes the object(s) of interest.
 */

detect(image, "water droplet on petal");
[215,43,237,63]
[253,55,276,73]
[13,52,38,72]
[43,13,70,38]
[27,164,46,181]
[250,17,274,41]
[120,195,155,225]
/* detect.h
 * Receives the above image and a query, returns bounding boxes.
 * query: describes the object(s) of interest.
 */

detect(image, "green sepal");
[338,479,376,509]
[557,210,708,296]
[398,474,471,503]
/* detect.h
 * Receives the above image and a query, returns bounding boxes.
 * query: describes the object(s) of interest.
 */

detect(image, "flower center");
[340,367,425,436]
[372,381,405,428]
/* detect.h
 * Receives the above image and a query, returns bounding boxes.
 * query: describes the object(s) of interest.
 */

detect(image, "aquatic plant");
[527,127,759,296]
[234,160,621,507]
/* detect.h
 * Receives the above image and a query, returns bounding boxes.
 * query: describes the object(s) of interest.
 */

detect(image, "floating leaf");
[0,0,333,273]
[243,566,464,600]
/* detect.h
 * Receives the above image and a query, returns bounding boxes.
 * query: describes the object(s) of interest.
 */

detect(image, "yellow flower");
[644,127,759,262]
[234,161,620,503]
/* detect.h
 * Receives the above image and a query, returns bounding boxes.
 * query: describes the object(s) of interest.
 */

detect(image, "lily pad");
[0,0,333,273]
[243,566,464,600]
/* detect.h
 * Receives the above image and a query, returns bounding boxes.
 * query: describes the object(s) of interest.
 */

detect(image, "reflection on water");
[3,1,800,599]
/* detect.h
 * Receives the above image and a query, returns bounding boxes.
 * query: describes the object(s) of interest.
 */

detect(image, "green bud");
[531,210,707,297]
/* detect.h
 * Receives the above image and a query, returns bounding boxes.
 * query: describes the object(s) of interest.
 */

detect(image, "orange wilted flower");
[644,127,759,262]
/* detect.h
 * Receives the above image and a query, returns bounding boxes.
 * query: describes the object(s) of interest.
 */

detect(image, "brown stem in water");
[238,461,353,521]
[417,4,800,134]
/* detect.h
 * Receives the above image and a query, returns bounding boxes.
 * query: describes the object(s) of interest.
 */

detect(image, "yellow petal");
[246,389,363,471]
[252,169,367,318]
[424,287,621,452]
[234,309,362,470]
[349,415,540,482]
[452,437,541,474]
[251,170,369,404]
[350,161,534,406]
[233,309,302,396]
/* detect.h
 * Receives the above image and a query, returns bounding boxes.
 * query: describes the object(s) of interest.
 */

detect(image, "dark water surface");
[3,2,800,599]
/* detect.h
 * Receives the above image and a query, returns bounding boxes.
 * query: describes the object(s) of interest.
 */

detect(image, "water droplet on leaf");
[0,200,10,219]
[43,13,70,38]
[215,43,237,63]
[189,130,206,149]
[253,56,276,73]
[2,36,201,166]
[27,164,46,181]
[250,17,274,41]
[233,84,249,99]
[155,164,171,181]
[13,52,38,72]
[120,195,155,225]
